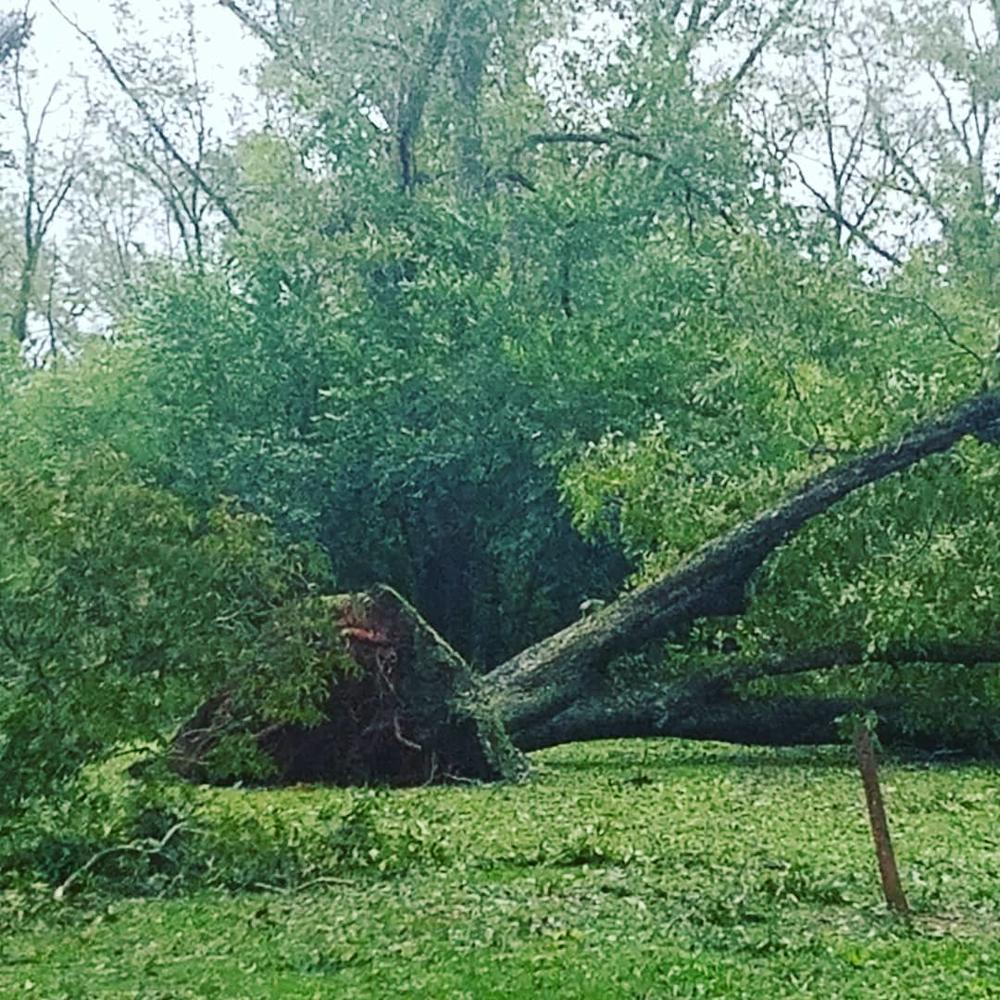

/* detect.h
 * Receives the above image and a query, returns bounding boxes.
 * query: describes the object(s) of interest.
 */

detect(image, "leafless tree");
[6,46,83,348]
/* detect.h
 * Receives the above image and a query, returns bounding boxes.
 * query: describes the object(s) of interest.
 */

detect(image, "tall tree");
[751,0,998,277]
[174,388,1000,785]
[4,0,998,801]
[3,43,84,348]
[53,1,241,244]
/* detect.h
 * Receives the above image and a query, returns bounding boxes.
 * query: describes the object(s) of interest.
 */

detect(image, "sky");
[5,0,995,280]
[39,0,259,91]
[0,2,267,344]
[23,2,645,147]
[13,0,263,141]
[0,0,910,322]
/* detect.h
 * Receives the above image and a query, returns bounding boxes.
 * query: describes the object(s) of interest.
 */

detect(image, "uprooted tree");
[172,391,1000,786]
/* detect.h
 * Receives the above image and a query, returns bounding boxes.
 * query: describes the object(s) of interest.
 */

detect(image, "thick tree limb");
[514,689,850,750]
[397,0,460,192]
[513,639,1000,750]
[487,391,1000,733]
[514,690,988,753]
[686,640,1000,700]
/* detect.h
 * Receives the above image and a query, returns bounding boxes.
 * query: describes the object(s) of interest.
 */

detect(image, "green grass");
[2,740,998,999]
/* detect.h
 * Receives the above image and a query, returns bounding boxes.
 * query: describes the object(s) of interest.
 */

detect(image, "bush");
[0,356,339,811]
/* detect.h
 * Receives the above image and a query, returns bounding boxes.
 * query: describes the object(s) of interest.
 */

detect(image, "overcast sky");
[14,0,262,139]
[40,0,258,86]
[0,2,265,343]
[6,0,994,283]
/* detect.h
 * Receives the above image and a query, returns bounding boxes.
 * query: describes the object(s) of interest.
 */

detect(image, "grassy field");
[1,739,997,999]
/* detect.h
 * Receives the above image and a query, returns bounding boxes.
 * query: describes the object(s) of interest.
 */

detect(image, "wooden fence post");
[853,723,909,915]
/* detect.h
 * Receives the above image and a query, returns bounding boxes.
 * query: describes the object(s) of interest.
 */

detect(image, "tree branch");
[216,0,284,55]
[792,159,902,265]
[488,390,1000,732]
[50,1,240,232]
[514,689,985,753]
[722,0,801,95]
[53,822,189,901]
[517,131,737,229]
[216,0,326,86]
[521,130,661,161]
[687,640,1000,700]
[515,640,1000,751]
[397,0,460,192]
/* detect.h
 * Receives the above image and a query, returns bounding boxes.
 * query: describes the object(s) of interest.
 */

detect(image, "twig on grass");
[53,822,189,901]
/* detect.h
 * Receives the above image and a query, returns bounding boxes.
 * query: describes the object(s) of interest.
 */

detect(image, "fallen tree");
[172,392,1000,785]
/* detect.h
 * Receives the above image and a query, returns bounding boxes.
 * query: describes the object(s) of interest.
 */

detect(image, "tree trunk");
[484,391,1000,734]
[169,586,527,785]
[172,392,1000,785]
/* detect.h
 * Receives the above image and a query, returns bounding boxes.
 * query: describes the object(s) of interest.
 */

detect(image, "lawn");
[1,740,997,999]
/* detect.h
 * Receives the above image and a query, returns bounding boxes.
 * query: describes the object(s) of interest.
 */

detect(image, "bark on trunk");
[485,391,1000,734]
[169,586,526,786]
[512,688,991,754]
[171,392,1000,785]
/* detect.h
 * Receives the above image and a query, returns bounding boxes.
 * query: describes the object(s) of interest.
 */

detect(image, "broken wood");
[171,392,1000,785]
[170,587,526,786]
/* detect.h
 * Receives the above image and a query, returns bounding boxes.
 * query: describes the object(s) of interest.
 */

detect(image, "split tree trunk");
[172,392,1000,785]
[169,586,526,785]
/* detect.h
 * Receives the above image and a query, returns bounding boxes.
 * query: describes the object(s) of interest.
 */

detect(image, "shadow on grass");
[532,738,997,776]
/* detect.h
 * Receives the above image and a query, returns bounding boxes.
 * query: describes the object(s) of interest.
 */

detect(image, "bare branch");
[925,63,975,164]
[724,0,801,95]
[50,1,240,232]
[872,121,949,228]
[792,159,903,266]
[216,0,284,55]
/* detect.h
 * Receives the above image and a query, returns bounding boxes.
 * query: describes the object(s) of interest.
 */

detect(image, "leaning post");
[852,717,909,915]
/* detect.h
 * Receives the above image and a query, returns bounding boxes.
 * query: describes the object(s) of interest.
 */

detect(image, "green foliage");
[1,741,997,997]
[86,0,781,666]
[0,358,340,811]
[557,231,999,741]
[117,181,639,663]
[1,757,451,898]
[1,0,996,810]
